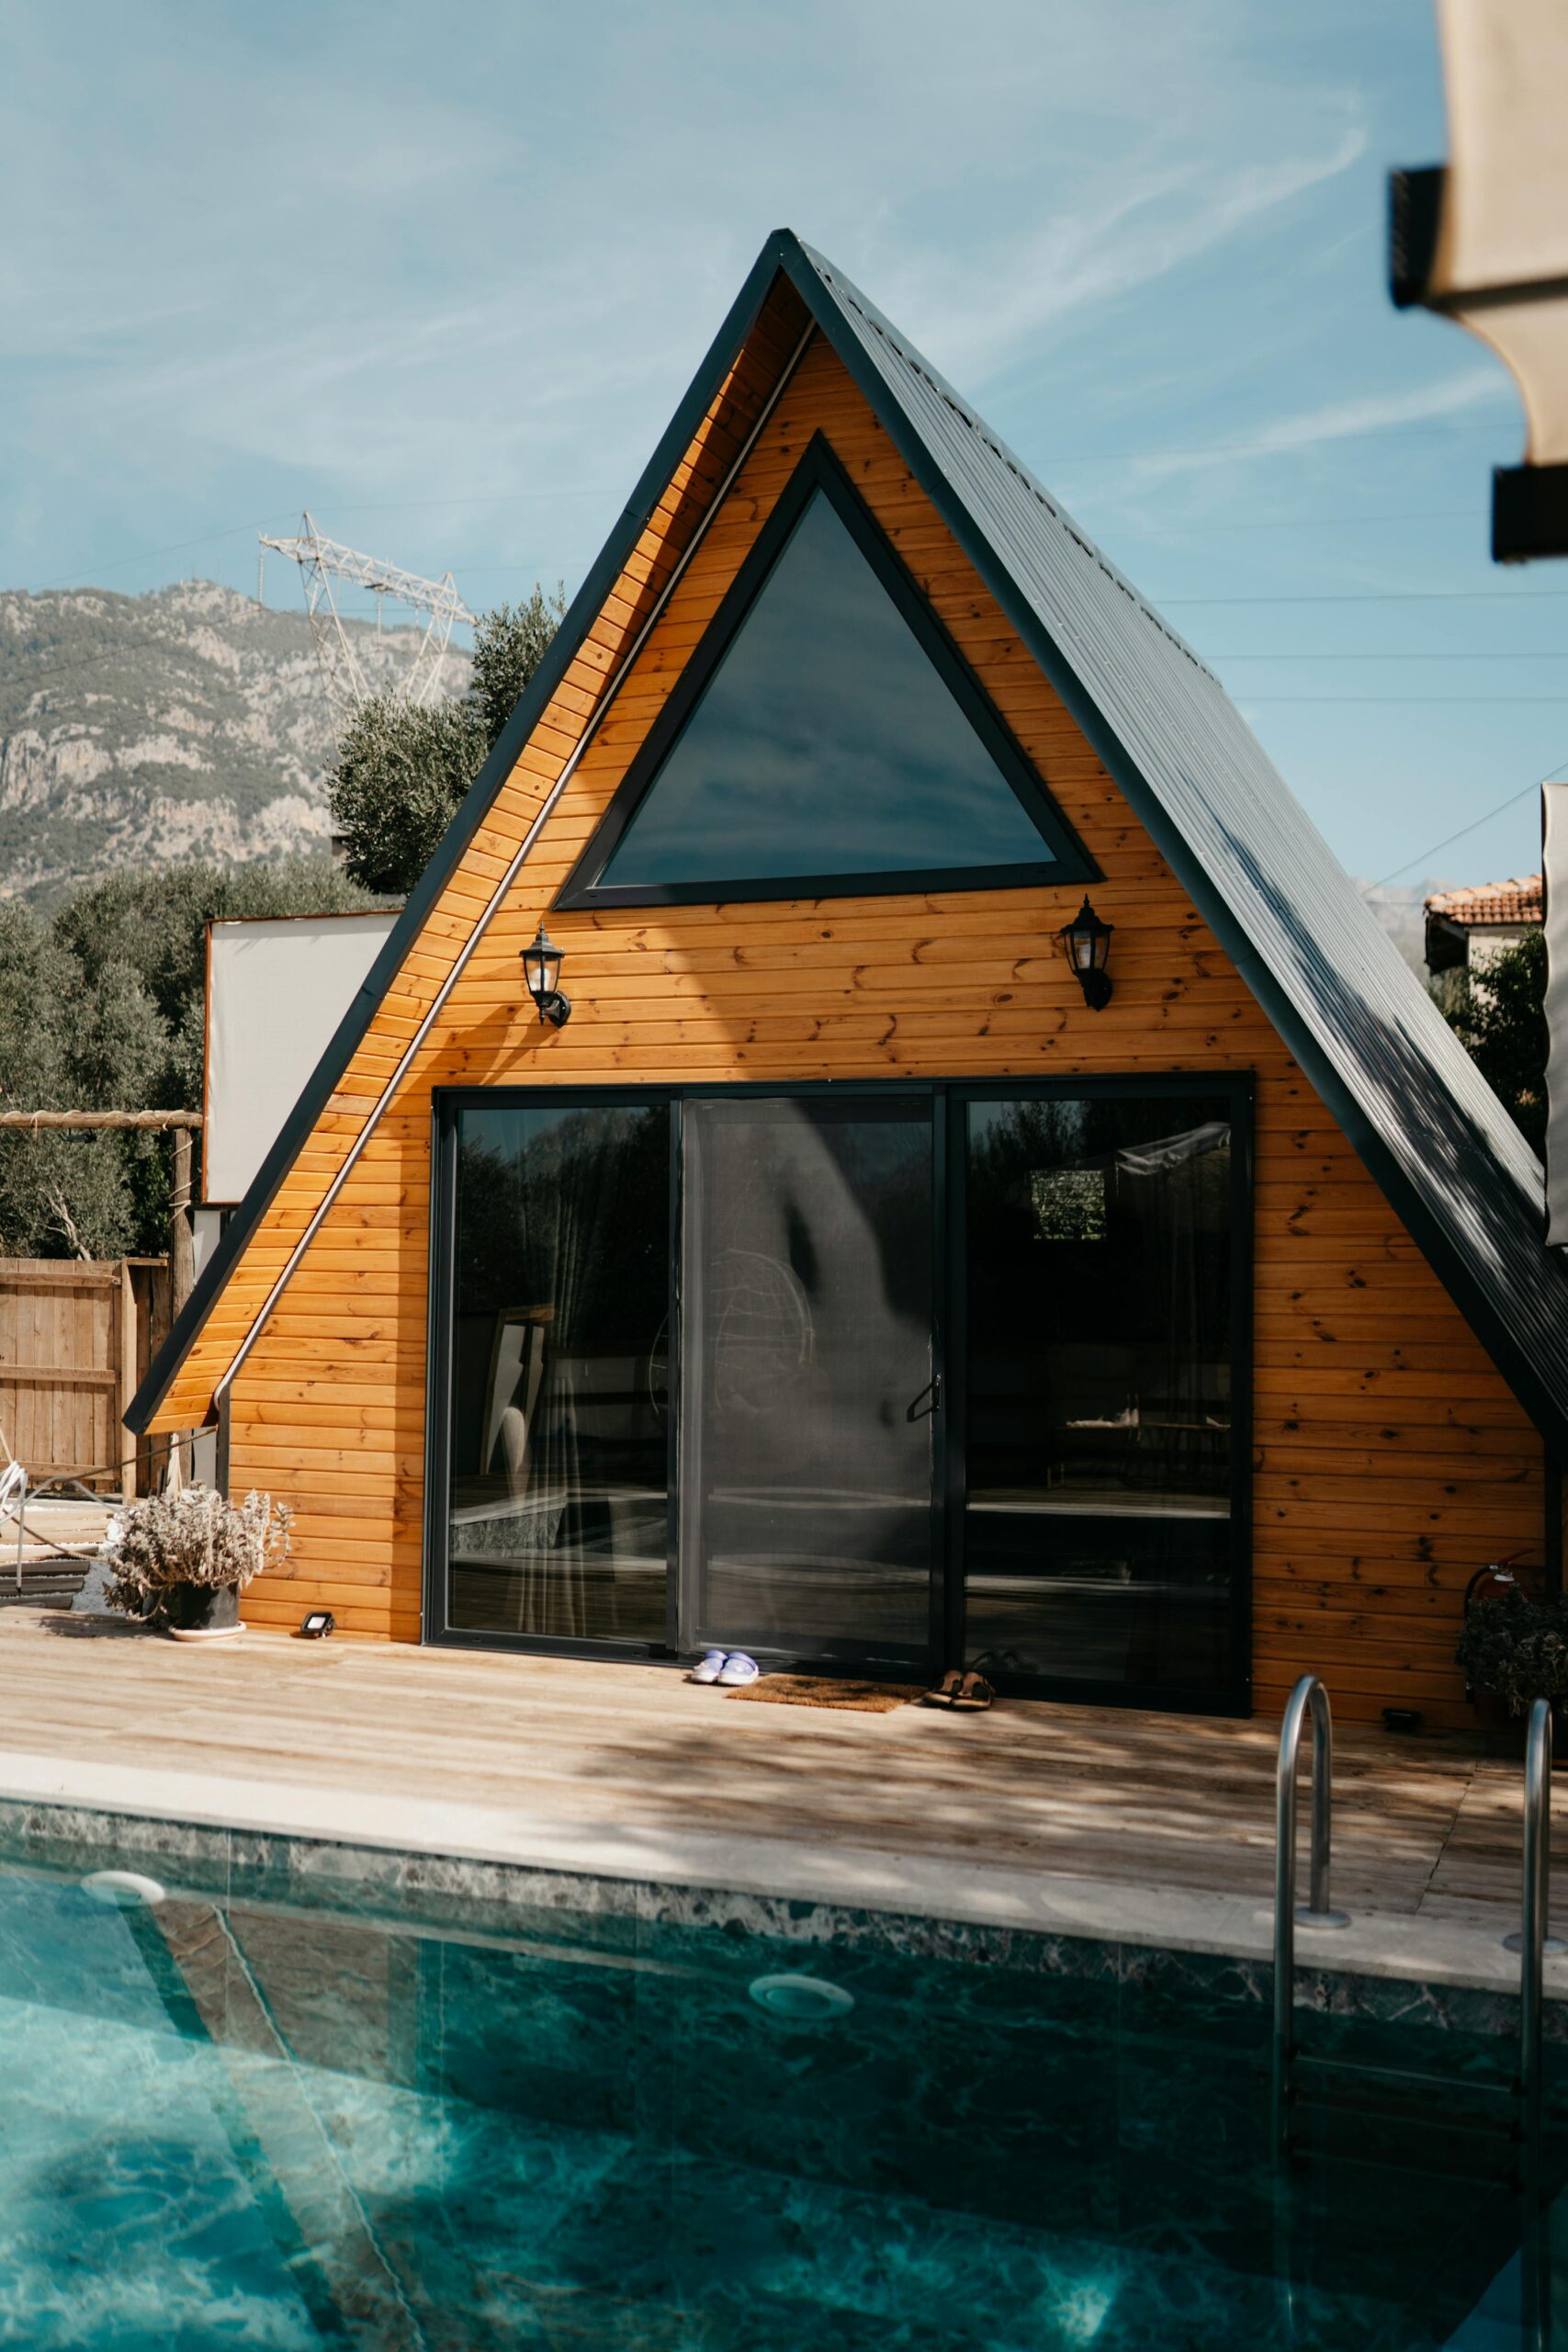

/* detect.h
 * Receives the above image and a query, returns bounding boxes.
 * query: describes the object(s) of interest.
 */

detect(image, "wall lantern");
[1056,896,1114,1010]
[522,923,571,1028]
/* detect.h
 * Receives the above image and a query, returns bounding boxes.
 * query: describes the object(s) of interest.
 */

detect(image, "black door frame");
[424,1074,1253,1713]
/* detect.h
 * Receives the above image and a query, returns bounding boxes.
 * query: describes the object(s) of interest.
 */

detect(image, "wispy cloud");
[880,125,1369,383]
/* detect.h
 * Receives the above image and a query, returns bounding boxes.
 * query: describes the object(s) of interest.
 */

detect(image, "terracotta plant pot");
[163,1581,243,1644]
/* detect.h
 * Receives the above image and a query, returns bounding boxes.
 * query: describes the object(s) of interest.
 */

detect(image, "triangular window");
[555,435,1093,908]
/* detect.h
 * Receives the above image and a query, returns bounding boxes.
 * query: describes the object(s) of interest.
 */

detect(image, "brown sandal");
[949,1672,995,1713]
[922,1669,964,1710]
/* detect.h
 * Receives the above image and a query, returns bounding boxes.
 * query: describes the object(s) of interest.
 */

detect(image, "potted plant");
[105,1485,288,1643]
[1455,1587,1568,1729]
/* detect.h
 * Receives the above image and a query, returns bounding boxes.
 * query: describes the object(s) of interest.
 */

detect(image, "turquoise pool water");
[0,1853,1560,2349]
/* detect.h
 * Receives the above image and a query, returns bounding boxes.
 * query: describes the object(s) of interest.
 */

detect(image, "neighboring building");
[129,232,1568,1727]
[1425,873,1542,977]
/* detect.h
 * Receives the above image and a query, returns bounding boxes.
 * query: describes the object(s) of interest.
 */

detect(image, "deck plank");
[0,1611,1555,1955]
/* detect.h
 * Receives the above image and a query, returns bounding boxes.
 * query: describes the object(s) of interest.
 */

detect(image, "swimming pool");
[0,1826,1558,2350]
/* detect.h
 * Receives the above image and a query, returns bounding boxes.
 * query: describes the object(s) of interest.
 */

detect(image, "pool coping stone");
[0,1744,1561,2034]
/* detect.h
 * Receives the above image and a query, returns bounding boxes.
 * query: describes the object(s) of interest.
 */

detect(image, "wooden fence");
[0,1258,172,1498]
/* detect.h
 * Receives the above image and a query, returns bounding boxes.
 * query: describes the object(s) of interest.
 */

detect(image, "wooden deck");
[0,1607,1560,1996]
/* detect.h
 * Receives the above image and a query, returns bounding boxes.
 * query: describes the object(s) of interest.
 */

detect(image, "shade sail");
[1392,1,1568,557]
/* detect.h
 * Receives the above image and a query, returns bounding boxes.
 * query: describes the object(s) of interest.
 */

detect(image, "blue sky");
[3,0,1562,888]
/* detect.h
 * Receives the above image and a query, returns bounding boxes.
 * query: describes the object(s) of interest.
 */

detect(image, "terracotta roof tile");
[1424,873,1542,926]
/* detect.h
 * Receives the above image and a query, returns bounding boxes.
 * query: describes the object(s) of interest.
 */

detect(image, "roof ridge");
[789,238,1220,687]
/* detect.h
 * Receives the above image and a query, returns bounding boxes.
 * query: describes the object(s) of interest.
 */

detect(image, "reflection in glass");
[446,1102,670,1643]
[682,1097,934,1662]
[964,1096,1235,1695]
[598,488,1055,890]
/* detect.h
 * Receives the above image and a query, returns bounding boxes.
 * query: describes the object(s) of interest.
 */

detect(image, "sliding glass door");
[427,1080,1249,1708]
[433,1098,672,1647]
[680,1095,936,1668]
[960,1088,1246,1706]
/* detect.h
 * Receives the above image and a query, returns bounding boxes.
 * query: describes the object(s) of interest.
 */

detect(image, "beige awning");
[1393,0,1568,556]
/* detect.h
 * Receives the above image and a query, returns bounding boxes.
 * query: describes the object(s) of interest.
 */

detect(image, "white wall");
[205,911,398,1205]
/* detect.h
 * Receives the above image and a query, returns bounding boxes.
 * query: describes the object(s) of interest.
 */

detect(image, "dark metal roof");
[132,229,1568,1455]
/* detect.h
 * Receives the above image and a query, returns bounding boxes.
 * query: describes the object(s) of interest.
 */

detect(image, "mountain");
[0,580,468,905]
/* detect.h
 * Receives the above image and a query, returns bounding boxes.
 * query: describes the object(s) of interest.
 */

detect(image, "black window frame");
[424,1073,1252,1716]
[945,1073,1253,1720]
[552,433,1099,911]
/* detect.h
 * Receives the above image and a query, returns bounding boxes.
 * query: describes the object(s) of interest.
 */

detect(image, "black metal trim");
[423,1072,1253,1716]
[949,1071,1253,1718]
[553,431,1097,910]
[1388,164,1446,310]
[664,1097,683,1656]
[422,1092,459,1647]
[1494,463,1568,565]
[423,1084,678,1659]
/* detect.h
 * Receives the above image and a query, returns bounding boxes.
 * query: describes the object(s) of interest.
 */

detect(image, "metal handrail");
[1272,1674,1351,2149]
[1504,1697,1562,2162]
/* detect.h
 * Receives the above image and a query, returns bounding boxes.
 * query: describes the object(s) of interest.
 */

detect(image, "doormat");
[728,1675,926,1713]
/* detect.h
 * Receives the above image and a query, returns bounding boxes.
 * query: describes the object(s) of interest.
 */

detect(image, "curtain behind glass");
[447,1102,670,1644]
[682,1096,934,1664]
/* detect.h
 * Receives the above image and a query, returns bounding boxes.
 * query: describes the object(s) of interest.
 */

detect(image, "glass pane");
[446,1101,670,1644]
[598,488,1056,890]
[682,1097,934,1663]
[964,1095,1235,1695]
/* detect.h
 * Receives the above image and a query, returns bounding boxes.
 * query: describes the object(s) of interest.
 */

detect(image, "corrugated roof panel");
[787,237,1568,1446]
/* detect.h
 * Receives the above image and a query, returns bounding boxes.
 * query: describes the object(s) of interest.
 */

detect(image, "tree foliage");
[330,590,564,895]
[0,857,380,1259]
[1441,926,1548,1153]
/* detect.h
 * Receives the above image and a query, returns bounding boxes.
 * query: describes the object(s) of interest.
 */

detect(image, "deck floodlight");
[522,923,571,1028]
[1057,896,1114,1010]
[299,1609,335,1639]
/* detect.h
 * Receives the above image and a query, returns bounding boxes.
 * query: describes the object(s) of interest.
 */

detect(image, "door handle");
[907,1374,942,1422]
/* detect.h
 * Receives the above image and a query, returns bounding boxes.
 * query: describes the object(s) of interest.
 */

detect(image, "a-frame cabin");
[130,232,1568,1724]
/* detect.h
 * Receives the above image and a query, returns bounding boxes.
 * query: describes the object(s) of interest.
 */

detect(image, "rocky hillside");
[0,581,468,904]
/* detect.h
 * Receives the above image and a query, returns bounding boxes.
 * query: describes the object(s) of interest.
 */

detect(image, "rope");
[0,1420,187,1572]
[0,1480,110,1568]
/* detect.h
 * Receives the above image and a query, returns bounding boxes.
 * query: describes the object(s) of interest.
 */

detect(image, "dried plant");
[105,1484,288,1618]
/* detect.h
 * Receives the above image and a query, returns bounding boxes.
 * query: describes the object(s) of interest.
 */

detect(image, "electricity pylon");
[258,513,475,729]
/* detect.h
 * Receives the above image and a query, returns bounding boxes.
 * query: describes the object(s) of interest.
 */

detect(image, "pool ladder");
[1503,1698,1564,2159]
[1271,1679,1560,2348]
[1272,1676,1557,2160]
[1270,1674,1350,2151]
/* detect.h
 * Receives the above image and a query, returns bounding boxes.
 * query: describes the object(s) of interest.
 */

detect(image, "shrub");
[1456,1589,1568,1715]
[105,1485,288,1618]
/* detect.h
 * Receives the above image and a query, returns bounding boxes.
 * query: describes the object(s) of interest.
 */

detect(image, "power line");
[1161,587,1568,605]
[11,487,613,599]
[1161,507,1476,535]
[1037,412,1510,466]
[1245,695,1568,705]
[24,517,322,597]
[1211,650,1568,662]
[1371,764,1567,888]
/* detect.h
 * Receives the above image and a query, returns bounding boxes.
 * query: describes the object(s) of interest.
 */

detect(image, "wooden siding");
[152,312,1544,1724]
